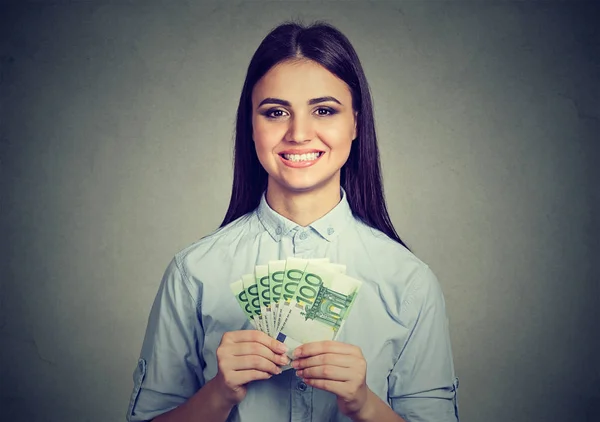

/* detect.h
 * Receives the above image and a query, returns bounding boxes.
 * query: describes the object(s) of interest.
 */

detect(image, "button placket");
[290,370,312,422]
[293,230,313,255]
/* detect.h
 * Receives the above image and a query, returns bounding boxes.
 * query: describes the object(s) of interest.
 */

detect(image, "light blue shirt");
[127,191,459,422]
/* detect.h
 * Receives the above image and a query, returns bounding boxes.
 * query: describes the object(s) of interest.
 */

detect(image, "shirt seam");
[392,263,430,364]
[174,252,201,310]
[174,251,208,382]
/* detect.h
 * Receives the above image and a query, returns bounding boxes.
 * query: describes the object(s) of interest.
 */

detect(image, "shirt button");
[327,227,335,235]
[275,227,282,235]
[297,381,307,391]
[299,232,308,240]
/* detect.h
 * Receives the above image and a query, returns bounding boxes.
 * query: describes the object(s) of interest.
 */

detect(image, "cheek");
[320,125,354,152]
[253,121,285,152]
[251,123,269,156]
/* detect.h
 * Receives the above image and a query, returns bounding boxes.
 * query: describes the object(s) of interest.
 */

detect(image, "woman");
[127,21,459,422]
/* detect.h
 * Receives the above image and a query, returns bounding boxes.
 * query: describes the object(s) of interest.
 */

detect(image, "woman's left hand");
[292,341,372,419]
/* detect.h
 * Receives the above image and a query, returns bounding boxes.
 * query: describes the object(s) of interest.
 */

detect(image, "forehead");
[252,59,352,102]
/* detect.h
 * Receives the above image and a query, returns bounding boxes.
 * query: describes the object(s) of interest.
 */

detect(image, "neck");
[265,181,341,227]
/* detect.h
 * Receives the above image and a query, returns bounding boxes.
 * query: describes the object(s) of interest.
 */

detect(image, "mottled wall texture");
[1,1,598,421]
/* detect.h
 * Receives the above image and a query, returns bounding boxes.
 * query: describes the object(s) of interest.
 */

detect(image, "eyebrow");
[257,96,342,107]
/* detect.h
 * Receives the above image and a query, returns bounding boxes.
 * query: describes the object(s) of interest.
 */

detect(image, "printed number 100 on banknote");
[230,258,362,363]
[276,265,362,358]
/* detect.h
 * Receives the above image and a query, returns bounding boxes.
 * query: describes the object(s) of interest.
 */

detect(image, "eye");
[261,108,288,119]
[314,107,337,116]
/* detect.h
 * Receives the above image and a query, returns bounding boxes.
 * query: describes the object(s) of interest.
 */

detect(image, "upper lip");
[279,149,324,155]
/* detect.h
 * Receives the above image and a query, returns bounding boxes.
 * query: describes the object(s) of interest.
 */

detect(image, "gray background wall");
[1,1,598,421]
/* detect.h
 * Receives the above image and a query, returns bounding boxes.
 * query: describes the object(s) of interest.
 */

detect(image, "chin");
[271,175,340,196]
[285,185,321,194]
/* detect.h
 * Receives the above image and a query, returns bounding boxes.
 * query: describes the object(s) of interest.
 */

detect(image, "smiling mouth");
[279,152,324,162]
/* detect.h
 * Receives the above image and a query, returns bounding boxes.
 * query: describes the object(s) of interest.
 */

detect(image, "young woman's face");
[251,59,357,196]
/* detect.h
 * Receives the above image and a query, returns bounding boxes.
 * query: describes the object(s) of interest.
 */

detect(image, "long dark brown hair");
[220,21,409,249]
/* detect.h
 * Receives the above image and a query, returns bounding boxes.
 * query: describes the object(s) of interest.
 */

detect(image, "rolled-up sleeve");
[388,265,459,422]
[127,257,205,422]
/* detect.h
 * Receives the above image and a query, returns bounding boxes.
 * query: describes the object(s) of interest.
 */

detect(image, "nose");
[285,113,314,143]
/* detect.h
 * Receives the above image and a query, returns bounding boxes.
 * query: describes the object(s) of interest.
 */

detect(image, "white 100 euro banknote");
[231,258,361,364]
[277,257,332,333]
[277,260,345,335]
[275,269,361,360]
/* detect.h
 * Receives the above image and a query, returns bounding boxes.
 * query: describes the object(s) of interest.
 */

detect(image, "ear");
[352,111,358,140]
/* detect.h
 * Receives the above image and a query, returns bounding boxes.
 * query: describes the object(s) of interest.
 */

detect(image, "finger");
[296,365,354,382]
[222,330,287,354]
[232,342,291,366]
[293,353,356,370]
[230,354,283,375]
[293,341,361,359]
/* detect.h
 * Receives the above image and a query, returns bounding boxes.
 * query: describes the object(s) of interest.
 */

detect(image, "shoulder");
[350,216,426,282]
[172,211,260,280]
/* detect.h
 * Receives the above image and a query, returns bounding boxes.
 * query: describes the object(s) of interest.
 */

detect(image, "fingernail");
[276,367,282,374]
[293,348,302,358]
[280,356,290,365]
[278,343,288,353]
[295,370,303,377]
[291,360,299,369]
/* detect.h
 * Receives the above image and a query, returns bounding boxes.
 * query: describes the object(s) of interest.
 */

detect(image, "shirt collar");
[256,188,353,242]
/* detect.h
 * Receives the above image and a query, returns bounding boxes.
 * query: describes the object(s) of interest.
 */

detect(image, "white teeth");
[283,152,321,162]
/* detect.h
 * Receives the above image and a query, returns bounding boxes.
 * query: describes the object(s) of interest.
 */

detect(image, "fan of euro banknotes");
[230,258,362,364]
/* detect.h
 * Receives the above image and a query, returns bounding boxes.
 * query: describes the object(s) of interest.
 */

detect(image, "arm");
[127,259,288,422]
[152,330,289,422]
[289,265,458,422]
[151,378,233,422]
[350,389,405,422]
[388,265,459,421]
[292,340,406,422]
[127,258,205,422]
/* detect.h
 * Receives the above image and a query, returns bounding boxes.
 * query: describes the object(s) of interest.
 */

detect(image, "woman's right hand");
[213,330,290,406]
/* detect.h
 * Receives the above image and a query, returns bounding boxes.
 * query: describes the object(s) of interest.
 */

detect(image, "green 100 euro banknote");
[230,257,361,363]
